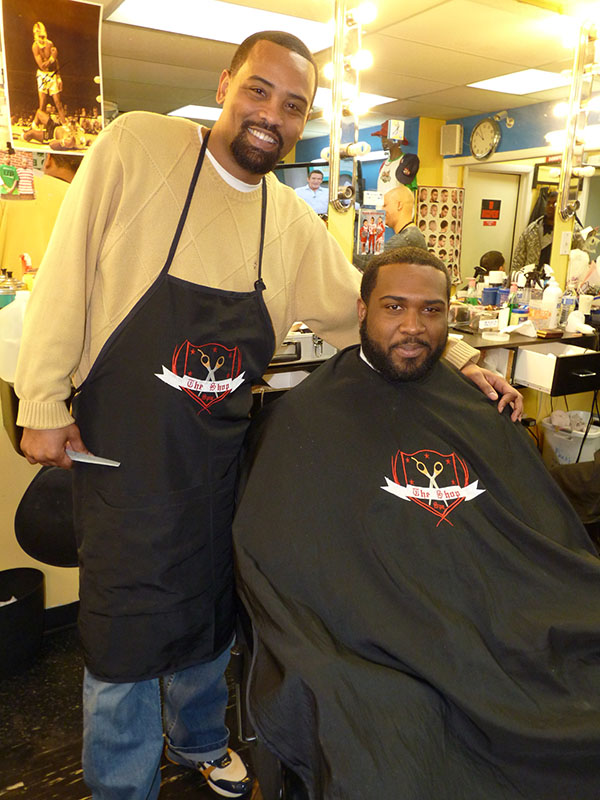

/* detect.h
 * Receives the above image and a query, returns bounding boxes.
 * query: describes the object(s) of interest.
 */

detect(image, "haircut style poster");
[416,186,464,284]
[1,0,102,153]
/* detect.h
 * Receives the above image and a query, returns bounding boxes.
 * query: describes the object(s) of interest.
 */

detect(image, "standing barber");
[15,29,520,800]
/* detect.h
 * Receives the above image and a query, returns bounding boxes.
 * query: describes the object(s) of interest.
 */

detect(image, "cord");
[575,389,599,463]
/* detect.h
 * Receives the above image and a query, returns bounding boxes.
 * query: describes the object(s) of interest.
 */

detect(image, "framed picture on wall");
[357,208,386,256]
[1,0,102,153]
[416,185,464,284]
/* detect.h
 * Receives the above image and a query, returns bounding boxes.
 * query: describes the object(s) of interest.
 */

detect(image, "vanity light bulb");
[349,49,374,71]
[581,124,600,148]
[586,94,600,112]
[352,1,377,25]
[544,129,566,148]
[348,96,372,117]
[323,62,334,81]
[553,101,569,117]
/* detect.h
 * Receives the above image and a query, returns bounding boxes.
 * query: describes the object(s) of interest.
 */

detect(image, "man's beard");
[359,317,446,382]
[230,120,284,175]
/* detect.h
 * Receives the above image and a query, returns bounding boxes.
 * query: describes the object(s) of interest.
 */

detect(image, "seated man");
[234,246,600,800]
[295,169,329,215]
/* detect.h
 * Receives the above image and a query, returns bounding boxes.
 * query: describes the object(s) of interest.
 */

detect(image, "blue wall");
[447,97,600,158]
[296,119,421,192]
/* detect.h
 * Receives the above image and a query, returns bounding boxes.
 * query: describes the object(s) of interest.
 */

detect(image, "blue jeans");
[82,646,232,800]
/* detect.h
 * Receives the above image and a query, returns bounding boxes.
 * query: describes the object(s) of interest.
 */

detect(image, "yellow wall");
[417,118,445,186]
[0,412,79,609]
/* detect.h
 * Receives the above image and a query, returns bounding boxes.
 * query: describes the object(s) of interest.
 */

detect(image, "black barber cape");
[234,346,600,800]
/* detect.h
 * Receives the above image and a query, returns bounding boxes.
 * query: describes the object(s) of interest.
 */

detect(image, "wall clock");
[469,117,501,160]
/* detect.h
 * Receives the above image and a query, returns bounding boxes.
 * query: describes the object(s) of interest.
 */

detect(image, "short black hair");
[229,31,318,102]
[360,246,451,304]
[48,153,83,174]
[479,250,505,271]
[310,169,323,178]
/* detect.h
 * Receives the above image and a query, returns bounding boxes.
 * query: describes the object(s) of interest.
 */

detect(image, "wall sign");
[481,199,501,226]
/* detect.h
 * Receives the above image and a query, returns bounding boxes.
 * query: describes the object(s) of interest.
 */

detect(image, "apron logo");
[155,341,244,413]
[381,449,485,526]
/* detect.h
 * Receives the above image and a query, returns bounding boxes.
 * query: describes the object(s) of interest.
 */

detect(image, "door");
[460,170,520,280]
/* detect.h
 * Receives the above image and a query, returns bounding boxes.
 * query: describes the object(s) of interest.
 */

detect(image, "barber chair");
[14,466,78,567]
[230,607,309,800]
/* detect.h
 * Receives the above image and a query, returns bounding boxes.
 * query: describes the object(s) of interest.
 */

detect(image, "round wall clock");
[469,117,501,160]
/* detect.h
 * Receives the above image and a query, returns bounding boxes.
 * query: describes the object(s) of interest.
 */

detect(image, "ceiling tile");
[363,33,527,85]
[381,0,572,66]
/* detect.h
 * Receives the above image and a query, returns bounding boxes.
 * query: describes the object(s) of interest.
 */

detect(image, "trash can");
[0,568,44,677]
[541,412,600,467]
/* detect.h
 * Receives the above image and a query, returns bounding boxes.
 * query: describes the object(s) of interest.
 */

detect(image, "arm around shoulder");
[292,216,361,350]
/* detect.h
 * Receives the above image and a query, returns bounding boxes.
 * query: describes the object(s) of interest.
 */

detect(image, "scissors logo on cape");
[381,448,485,526]
[155,341,245,413]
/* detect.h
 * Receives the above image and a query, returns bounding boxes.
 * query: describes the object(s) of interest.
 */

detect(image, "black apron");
[72,132,275,682]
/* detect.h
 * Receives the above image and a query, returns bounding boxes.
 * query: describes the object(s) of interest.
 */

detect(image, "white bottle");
[542,279,562,329]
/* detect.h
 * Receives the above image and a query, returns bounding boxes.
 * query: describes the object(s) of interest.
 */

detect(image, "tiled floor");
[0,626,262,799]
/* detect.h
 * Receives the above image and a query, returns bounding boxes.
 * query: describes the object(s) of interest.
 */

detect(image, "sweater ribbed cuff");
[16,400,75,430]
[444,339,480,370]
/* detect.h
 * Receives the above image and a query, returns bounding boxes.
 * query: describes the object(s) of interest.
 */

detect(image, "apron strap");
[255,178,267,292]
[160,130,211,277]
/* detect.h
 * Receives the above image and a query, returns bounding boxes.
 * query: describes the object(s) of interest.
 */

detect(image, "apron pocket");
[75,471,236,617]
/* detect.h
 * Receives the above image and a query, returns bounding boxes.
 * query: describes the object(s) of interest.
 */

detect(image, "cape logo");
[381,449,485,526]
[155,341,244,413]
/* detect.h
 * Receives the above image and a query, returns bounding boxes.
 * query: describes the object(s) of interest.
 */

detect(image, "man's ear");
[357,297,367,324]
[216,69,231,105]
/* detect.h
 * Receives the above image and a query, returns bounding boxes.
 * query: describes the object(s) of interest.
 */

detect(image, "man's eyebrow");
[246,75,309,106]
[379,294,445,305]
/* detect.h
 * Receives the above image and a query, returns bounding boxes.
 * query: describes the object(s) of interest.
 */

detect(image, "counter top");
[451,326,598,352]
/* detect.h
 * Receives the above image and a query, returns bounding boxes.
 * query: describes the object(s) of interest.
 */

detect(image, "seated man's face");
[308,172,323,190]
[357,261,448,382]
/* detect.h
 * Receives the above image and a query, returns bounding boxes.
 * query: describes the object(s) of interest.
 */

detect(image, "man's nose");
[399,308,425,333]
[257,98,283,128]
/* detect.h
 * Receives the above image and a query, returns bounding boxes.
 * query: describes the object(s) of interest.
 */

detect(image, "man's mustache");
[390,338,431,351]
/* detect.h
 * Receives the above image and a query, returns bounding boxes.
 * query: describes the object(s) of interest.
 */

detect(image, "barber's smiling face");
[357,262,448,382]
[214,40,314,182]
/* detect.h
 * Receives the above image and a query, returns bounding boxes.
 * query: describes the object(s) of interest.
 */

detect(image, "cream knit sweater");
[15,111,476,429]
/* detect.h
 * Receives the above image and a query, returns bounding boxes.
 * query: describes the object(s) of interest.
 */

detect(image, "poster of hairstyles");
[416,186,464,284]
[1,0,102,153]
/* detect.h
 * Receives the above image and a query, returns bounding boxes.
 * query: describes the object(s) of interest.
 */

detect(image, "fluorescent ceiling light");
[108,0,333,52]
[468,69,571,95]
[169,105,222,121]
[313,87,396,109]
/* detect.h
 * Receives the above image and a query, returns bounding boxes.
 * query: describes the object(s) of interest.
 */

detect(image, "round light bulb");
[553,101,569,118]
[323,62,334,81]
[352,2,377,25]
[349,49,373,71]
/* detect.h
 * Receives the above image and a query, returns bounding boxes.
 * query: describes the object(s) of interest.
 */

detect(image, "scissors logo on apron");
[155,340,245,413]
[381,449,485,526]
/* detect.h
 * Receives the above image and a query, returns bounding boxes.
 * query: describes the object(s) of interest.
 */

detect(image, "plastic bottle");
[542,279,562,329]
[559,290,577,327]
[466,278,478,305]
[0,270,15,308]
